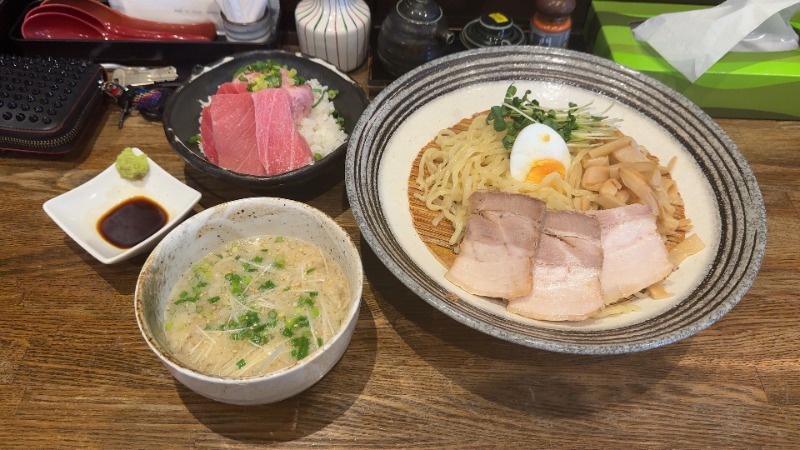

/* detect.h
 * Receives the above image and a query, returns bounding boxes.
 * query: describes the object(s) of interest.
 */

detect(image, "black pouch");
[0,54,106,155]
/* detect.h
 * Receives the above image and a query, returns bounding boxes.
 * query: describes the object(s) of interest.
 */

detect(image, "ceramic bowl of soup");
[134,197,363,405]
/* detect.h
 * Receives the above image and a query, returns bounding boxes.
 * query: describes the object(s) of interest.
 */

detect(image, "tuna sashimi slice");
[216,72,313,123]
[588,204,675,304]
[507,210,604,322]
[445,191,546,299]
[207,93,264,176]
[283,83,313,122]
[199,106,218,164]
[252,88,313,176]
[215,81,249,95]
[279,68,313,121]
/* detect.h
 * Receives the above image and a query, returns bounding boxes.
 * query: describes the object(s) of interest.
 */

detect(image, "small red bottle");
[530,0,576,48]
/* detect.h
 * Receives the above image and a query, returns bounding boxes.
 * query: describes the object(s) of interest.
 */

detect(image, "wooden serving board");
[407,115,477,269]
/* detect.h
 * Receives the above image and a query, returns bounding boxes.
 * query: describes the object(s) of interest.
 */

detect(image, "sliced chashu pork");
[445,191,546,299]
[588,203,674,304]
[507,210,605,321]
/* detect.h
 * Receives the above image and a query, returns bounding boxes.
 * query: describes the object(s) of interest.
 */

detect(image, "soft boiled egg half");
[509,123,571,184]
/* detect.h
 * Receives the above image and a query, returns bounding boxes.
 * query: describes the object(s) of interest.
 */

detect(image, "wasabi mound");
[115,147,149,180]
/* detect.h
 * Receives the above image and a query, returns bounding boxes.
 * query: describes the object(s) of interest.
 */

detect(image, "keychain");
[100,65,179,128]
[116,85,176,128]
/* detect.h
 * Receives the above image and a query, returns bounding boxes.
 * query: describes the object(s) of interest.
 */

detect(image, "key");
[118,97,130,129]
[111,66,178,88]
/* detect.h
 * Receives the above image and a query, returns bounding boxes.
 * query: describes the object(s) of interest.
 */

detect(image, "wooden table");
[1,61,798,448]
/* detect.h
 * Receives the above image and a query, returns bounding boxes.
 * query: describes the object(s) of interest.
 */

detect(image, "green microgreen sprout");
[485,85,621,149]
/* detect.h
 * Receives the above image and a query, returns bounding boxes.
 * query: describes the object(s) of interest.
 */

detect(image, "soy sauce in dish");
[97,196,168,248]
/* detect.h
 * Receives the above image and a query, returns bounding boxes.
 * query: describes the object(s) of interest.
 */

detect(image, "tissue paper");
[586,1,800,120]
[109,0,223,29]
[633,0,800,82]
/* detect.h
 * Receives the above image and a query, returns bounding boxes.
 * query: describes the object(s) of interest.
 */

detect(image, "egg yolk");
[525,159,566,184]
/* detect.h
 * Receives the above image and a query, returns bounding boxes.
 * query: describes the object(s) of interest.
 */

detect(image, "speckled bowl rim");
[134,197,364,396]
[345,46,767,355]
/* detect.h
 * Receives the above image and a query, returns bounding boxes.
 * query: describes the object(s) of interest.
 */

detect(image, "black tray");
[7,1,279,69]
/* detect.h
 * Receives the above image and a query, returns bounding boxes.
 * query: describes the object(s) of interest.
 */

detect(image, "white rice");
[297,78,348,158]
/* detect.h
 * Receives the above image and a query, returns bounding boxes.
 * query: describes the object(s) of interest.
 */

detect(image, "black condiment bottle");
[530,0,576,48]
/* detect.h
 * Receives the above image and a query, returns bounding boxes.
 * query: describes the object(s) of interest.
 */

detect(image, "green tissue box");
[585,1,800,120]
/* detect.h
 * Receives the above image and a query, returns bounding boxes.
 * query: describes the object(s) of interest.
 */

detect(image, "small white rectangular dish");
[43,147,202,264]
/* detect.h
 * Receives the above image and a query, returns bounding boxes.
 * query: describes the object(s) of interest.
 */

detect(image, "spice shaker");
[529,0,575,48]
[460,12,526,49]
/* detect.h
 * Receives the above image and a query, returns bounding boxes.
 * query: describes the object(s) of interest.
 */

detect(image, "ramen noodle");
[414,113,692,249]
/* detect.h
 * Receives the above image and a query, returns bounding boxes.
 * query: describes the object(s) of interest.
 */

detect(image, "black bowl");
[163,50,369,190]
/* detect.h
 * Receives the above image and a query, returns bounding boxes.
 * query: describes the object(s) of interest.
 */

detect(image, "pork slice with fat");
[207,93,264,176]
[445,191,546,299]
[507,210,605,321]
[588,203,675,304]
[252,88,313,176]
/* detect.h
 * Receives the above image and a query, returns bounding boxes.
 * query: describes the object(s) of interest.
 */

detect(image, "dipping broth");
[164,235,350,378]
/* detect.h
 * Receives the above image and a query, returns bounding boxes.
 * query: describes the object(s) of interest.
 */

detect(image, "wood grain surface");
[407,115,467,269]
[1,58,799,449]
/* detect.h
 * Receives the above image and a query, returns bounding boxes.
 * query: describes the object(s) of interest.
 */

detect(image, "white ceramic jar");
[295,0,371,72]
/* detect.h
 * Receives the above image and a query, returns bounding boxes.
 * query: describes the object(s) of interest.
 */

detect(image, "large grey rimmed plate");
[346,46,767,355]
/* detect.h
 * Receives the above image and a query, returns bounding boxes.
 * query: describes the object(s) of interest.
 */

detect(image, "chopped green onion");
[259,280,276,291]
[296,295,315,307]
[291,335,311,360]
